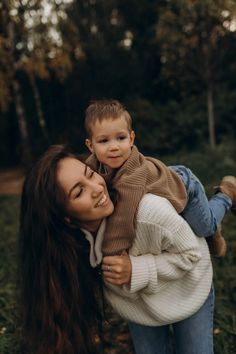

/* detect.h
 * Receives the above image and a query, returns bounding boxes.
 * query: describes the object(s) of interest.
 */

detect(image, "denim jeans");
[129,287,215,354]
[170,165,232,237]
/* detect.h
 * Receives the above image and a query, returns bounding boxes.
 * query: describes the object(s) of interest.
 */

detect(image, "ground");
[0,168,25,195]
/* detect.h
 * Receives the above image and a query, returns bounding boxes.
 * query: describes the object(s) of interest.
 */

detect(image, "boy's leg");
[128,322,171,354]
[215,176,236,215]
[173,287,214,354]
[169,165,232,237]
[208,192,232,223]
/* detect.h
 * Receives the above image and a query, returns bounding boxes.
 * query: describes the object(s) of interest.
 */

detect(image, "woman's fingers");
[103,255,122,266]
[102,255,128,274]
[102,254,132,285]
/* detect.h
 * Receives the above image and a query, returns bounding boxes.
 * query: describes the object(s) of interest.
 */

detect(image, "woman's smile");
[95,194,108,207]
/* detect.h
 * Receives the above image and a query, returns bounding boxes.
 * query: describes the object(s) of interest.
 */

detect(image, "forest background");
[0,0,236,353]
[1,0,236,164]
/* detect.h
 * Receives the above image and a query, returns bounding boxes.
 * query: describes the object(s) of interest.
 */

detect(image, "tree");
[61,0,161,101]
[156,0,236,148]
[0,0,73,164]
[1,0,32,164]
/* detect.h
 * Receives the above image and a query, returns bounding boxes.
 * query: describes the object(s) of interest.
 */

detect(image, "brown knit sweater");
[86,146,187,256]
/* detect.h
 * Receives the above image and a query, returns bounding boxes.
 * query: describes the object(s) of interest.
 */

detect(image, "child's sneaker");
[215,175,236,215]
[206,225,227,258]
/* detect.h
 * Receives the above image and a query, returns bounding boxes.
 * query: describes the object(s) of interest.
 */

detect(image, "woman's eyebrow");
[85,164,93,177]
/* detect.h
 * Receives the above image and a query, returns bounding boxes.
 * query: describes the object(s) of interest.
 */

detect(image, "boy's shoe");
[215,175,236,215]
[206,225,227,258]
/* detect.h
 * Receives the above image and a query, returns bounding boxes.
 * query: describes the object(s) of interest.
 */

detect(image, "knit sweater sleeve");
[126,194,202,294]
[102,182,145,255]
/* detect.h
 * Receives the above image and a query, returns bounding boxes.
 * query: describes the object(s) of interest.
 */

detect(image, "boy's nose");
[108,141,119,151]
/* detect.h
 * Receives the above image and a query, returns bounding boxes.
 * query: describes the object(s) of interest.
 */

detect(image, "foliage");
[126,94,236,156]
[0,0,236,165]
[156,0,236,147]
[0,0,74,164]
[0,0,74,94]
[157,0,236,92]
[0,196,22,354]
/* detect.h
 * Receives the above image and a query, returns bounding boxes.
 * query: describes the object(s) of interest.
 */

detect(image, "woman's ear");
[85,139,94,153]
[65,216,80,229]
[65,216,71,224]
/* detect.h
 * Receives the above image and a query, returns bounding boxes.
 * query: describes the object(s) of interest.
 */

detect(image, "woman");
[19,145,214,354]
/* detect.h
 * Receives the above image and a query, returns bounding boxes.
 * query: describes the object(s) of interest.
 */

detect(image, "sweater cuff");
[128,254,154,293]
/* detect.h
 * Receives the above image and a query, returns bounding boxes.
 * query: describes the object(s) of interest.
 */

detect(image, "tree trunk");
[29,74,50,144]
[5,7,32,165]
[207,83,216,149]
[12,79,33,165]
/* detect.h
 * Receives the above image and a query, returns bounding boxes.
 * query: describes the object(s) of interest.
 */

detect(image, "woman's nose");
[90,181,104,197]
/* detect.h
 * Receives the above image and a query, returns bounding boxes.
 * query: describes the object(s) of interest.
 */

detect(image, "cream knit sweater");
[82,194,213,326]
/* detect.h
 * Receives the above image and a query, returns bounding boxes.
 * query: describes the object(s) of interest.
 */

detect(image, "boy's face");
[85,116,135,169]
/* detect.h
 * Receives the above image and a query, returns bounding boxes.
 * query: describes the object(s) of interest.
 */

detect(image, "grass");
[0,195,21,354]
[0,145,236,353]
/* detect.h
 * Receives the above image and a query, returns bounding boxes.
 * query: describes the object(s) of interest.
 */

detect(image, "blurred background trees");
[0,0,236,166]
[1,3,236,353]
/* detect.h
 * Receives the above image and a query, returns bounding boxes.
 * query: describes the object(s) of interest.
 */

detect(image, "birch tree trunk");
[12,79,32,165]
[6,6,32,165]
[207,82,216,149]
[29,74,50,144]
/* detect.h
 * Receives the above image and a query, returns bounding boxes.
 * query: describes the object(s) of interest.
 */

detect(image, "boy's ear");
[85,138,94,153]
[130,130,135,146]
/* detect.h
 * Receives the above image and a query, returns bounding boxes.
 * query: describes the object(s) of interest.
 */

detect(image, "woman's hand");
[102,251,132,285]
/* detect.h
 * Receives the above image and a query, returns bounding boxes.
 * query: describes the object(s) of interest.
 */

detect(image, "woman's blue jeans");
[170,165,232,237]
[128,287,215,354]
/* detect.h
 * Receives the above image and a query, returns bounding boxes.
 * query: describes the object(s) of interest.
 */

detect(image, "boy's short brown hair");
[85,99,132,137]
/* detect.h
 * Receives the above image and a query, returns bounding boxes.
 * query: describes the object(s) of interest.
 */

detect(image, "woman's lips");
[96,194,108,207]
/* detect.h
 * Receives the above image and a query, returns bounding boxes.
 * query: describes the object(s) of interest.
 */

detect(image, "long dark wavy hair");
[19,145,103,354]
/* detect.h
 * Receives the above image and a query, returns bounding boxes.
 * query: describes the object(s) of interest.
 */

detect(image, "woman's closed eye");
[71,185,83,199]
[75,188,83,198]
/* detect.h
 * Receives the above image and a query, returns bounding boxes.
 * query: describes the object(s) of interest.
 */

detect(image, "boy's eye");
[118,135,127,140]
[98,139,108,143]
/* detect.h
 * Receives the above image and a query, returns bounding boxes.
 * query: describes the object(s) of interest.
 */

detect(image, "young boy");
[85,99,236,257]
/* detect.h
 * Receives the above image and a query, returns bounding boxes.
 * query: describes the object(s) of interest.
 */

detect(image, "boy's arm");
[102,182,145,255]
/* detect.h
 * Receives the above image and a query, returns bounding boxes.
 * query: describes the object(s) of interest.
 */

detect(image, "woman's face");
[57,157,114,232]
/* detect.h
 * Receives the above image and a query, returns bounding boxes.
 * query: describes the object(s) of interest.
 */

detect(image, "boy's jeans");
[170,165,232,237]
[129,287,214,354]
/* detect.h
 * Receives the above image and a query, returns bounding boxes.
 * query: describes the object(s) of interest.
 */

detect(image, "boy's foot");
[216,175,236,215]
[206,226,227,258]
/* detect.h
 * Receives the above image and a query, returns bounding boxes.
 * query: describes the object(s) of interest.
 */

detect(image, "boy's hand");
[102,251,132,285]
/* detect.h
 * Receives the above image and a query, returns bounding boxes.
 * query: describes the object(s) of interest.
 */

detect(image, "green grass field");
[0,147,236,353]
